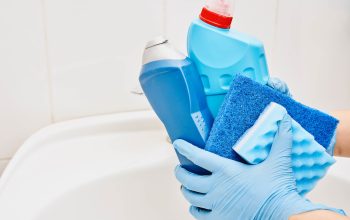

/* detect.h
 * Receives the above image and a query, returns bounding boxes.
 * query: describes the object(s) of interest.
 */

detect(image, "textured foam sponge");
[206,75,339,162]
[233,102,335,195]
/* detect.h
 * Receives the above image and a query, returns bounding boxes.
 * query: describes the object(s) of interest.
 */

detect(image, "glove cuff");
[327,130,337,156]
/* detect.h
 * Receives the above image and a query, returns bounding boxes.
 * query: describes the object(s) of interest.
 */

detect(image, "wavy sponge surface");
[233,102,335,195]
[206,76,339,162]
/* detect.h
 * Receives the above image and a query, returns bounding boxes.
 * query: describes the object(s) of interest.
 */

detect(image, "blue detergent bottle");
[188,0,270,117]
[139,37,213,175]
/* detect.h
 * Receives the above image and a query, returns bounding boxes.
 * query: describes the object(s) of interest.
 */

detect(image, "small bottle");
[139,36,213,175]
[188,0,270,117]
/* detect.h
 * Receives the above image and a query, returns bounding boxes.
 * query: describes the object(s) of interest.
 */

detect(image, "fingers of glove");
[268,114,293,161]
[189,206,211,220]
[268,77,291,97]
[181,187,212,210]
[173,139,236,173]
[175,165,213,194]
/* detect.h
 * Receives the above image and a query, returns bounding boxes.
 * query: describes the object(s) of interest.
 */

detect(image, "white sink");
[0,111,192,220]
[0,111,348,219]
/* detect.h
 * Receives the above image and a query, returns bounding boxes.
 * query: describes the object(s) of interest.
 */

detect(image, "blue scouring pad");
[233,102,335,195]
[206,75,339,162]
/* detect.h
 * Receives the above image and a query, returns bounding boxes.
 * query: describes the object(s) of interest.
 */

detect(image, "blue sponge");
[206,75,339,162]
[233,102,335,195]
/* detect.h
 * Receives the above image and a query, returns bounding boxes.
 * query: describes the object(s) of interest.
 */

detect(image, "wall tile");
[273,0,350,110]
[0,0,52,159]
[164,0,203,53]
[43,0,163,121]
[165,0,279,60]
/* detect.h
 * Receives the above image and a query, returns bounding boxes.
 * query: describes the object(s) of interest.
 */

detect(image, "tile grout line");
[40,0,56,123]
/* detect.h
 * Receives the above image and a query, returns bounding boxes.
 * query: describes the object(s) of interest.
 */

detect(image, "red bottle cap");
[200,7,233,29]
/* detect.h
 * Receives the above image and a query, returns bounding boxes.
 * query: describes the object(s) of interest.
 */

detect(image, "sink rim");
[0,110,163,190]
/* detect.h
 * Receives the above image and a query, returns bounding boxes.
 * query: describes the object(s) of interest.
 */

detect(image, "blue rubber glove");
[267,77,292,97]
[174,115,345,220]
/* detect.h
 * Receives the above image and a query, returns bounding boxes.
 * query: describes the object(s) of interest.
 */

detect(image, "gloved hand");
[267,77,292,97]
[174,115,344,220]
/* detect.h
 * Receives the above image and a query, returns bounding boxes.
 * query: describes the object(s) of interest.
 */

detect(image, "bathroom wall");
[0,0,52,174]
[0,0,349,174]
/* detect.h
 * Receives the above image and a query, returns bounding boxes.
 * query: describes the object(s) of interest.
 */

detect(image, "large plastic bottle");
[139,36,213,175]
[188,0,270,117]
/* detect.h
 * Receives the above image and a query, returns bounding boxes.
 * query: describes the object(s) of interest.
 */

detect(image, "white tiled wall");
[272,0,350,110]
[0,0,349,175]
[0,0,52,161]
[44,0,163,121]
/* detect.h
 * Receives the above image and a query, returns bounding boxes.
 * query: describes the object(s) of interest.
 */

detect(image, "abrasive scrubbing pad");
[206,75,339,162]
[233,102,335,195]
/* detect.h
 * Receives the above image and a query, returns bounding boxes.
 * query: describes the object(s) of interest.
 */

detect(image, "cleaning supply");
[267,77,337,155]
[206,75,339,162]
[233,102,335,195]
[139,36,214,175]
[188,0,270,117]
[173,136,345,220]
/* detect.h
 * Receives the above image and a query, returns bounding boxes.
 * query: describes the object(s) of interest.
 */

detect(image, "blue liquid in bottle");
[139,37,213,175]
